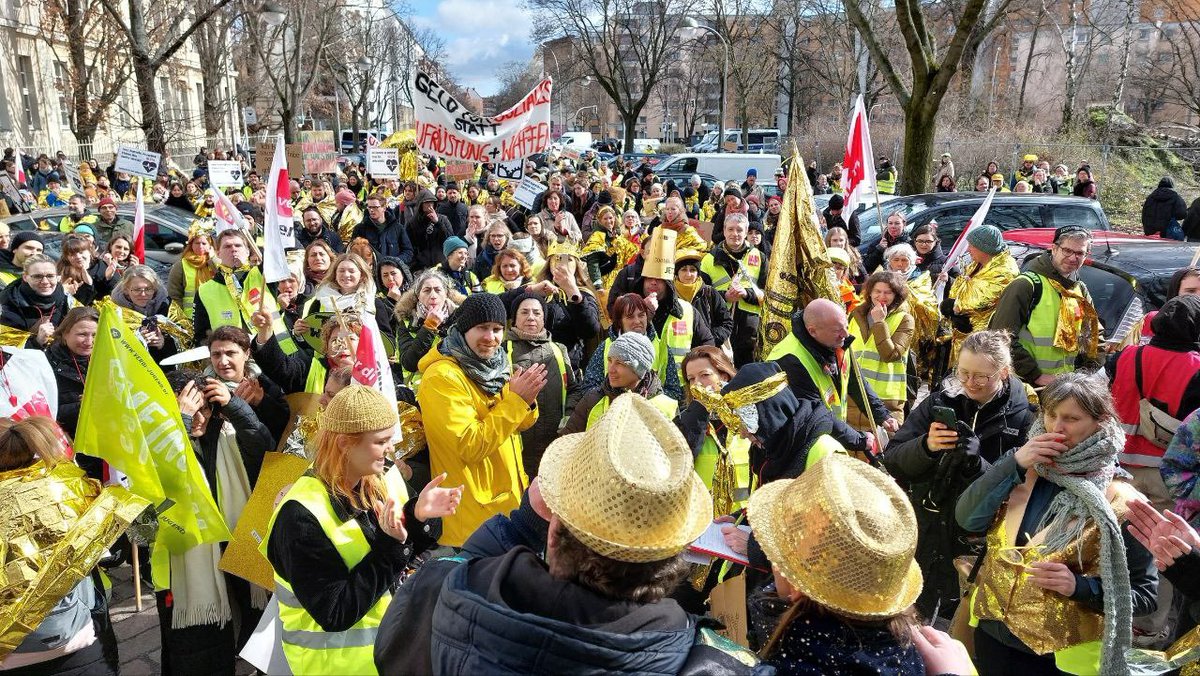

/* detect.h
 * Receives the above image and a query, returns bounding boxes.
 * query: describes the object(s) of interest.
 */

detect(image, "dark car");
[618,153,670,168]
[855,193,1111,256]
[1002,229,1200,346]
[4,204,196,281]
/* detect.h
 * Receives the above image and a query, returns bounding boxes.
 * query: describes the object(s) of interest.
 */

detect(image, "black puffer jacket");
[685,284,734,348]
[0,281,74,348]
[1141,177,1187,237]
[46,342,87,437]
[881,376,1035,618]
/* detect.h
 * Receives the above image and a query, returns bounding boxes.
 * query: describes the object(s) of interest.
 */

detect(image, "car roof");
[4,204,197,233]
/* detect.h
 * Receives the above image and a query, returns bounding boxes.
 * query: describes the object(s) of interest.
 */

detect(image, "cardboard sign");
[412,69,552,164]
[707,575,748,647]
[444,161,475,181]
[298,131,337,174]
[695,220,714,242]
[367,148,400,179]
[115,146,162,178]
[512,176,545,210]
[255,139,303,177]
[208,160,244,188]
[495,158,524,180]
[62,162,85,192]
[560,146,581,161]
[218,452,311,589]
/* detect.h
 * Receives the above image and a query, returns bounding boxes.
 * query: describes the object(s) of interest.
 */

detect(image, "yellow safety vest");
[197,268,298,354]
[699,247,764,314]
[695,429,752,509]
[586,393,678,429]
[767,333,849,421]
[482,276,514,294]
[57,213,98,233]
[847,311,907,401]
[180,262,200,321]
[0,270,18,287]
[305,357,327,395]
[806,433,847,471]
[262,473,407,675]
[601,333,670,388]
[877,172,897,195]
[506,340,568,410]
[1017,271,1078,377]
[660,301,695,385]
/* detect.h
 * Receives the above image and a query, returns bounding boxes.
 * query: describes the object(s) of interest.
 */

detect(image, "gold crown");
[187,219,216,240]
[546,240,581,258]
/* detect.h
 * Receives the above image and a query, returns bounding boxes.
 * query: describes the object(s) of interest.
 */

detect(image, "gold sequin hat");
[545,239,581,259]
[748,453,922,619]
[539,393,713,563]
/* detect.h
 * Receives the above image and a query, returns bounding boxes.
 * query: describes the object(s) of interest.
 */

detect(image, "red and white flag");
[262,135,295,283]
[14,148,27,186]
[366,133,380,148]
[841,95,876,217]
[210,187,248,234]
[352,323,380,387]
[944,187,998,267]
[132,180,146,263]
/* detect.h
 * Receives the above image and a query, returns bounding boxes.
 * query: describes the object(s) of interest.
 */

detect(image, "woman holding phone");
[882,330,1036,621]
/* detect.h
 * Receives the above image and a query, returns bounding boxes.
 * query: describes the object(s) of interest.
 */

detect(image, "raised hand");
[414,473,464,522]
[509,363,548,404]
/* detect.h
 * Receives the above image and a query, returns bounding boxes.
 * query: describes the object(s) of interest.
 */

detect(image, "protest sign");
[444,161,475,181]
[62,162,85,193]
[412,69,552,165]
[255,138,303,177]
[512,176,545,210]
[367,148,400,179]
[495,158,524,180]
[208,160,245,188]
[298,130,337,174]
[115,146,162,178]
[560,146,581,161]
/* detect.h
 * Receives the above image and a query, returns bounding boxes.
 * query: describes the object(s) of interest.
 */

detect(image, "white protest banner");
[412,69,552,165]
[208,160,245,188]
[367,148,400,179]
[513,176,545,210]
[62,162,85,193]
[115,147,163,178]
[495,159,524,181]
[560,146,581,162]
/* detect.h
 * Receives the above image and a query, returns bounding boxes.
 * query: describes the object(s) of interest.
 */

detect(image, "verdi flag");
[132,180,146,263]
[262,135,295,283]
[840,94,876,218]
[75,302,231,561]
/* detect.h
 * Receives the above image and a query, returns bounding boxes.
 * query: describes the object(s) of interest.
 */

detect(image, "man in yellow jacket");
[417,293,546,547]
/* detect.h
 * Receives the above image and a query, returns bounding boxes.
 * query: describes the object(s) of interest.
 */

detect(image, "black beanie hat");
[509,291,547,319]
[597,190,613,205]
[455,293,508,334]
[723,185,743,200]
[10,231,41,251]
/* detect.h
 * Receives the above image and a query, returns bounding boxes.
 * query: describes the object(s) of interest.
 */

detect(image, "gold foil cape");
[0,325,31,348]
[0,462,150,658]
[218,452,311,590]
[689,372,788,433]
[758,153,840,359]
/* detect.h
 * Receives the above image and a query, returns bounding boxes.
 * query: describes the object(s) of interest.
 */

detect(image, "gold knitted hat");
[539,393,713,563]
[320,384,399,435]
[748,453,922,619]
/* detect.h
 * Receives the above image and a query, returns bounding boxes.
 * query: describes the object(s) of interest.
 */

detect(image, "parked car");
[653,153,783,184]
[4,204,196,282]
[853,193,1112,255]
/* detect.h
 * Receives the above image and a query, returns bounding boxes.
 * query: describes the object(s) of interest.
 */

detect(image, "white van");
[555,132,594,151]
[654,153,782,183]
[631,138,661,153]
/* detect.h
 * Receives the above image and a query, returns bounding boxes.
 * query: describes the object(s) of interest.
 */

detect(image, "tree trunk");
[283,111,297,144]
[1017,12,1044,112]
[1110,0,1138,110]
[134,57,167,155]
[621,111,637,152]
[898,103,937,196]
[1058,0,1080,132]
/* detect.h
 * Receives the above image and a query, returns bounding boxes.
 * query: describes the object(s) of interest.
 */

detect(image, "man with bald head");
[767,298,899,454]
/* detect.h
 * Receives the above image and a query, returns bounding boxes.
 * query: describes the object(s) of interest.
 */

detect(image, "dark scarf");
[438,326,509,396]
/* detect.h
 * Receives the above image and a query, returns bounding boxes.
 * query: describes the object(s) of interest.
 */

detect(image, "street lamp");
[683,17,729,154]
[259,1,285,26]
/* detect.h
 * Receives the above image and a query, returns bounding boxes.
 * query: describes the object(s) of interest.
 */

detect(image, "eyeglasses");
[128,286,155,295]
[1055,244,1089,260]
[955,367,1003,385]
[915,238,937,245]
[367,204,385,210]
[28,273,57,281]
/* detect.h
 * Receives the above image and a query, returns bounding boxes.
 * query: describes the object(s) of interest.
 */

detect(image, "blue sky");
[409,1,538,96]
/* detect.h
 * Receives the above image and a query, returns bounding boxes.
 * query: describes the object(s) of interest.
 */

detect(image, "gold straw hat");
[539,393,713,563]
[748,453,922,619]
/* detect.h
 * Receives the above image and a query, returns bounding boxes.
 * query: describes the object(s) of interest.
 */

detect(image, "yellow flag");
[758,154,841,358]
[75,301,231,558]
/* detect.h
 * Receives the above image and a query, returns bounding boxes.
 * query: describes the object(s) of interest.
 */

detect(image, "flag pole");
[868,108,885,239]
[131,545,143,612]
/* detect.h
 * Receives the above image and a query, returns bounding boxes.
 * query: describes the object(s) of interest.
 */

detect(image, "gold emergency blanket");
[905,271,941,346]
[0,461,149,658]
[758,153,839,358]
[1045,277,1101,360]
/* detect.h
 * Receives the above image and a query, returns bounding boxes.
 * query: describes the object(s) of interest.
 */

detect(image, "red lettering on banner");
[493,79,553,123]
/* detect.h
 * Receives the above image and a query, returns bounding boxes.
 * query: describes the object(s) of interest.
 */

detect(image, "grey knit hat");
[966,224,1006,255]
[609,332,656,378]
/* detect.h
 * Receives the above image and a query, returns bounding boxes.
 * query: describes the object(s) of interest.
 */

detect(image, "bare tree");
[1132,0,1200,124]
[241,0,342,142]
[323,6,397,150]
[843,0,1017,194]
[34,0,129,156]
[97,0,238,154]
[1109,0,1140,109]
[704,0,778,148]
[1015,6,1049,113]
[191,0,239,141]
[527,0,699,151]
[491,60,545,113]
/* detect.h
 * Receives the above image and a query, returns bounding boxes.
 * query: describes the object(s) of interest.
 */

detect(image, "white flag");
[262,136,295,283]
[935,187,998,298]
[840,95,877,217]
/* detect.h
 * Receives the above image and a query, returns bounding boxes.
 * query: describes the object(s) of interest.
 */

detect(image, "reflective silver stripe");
[1035,358,1069,371]
[1025,335,1058,347]
[275,584,301,608]
[1118,452,1163,468]
[282,627,378,649]
[709,274,731,288]
[857,350,903,363]
[667,346,689,357]
[859,367,906,383]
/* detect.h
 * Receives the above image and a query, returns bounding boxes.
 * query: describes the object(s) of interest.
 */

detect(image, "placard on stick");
[208,160,245,189]
[115,147,162,178]
[367,148,400,179]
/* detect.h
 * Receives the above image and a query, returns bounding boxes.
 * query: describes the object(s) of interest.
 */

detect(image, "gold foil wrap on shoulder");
[0,461,149,658]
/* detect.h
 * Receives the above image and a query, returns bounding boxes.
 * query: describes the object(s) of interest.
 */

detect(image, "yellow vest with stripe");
[57,213,98,233]
[660,301,695,384]
[601,333,670,386]
[805,433,847,470]
[262,472,408,675]
[197,268,298,354]
[767,333,849,421]
[586,393,678,429]
[699,247,764,314]
[482,276,513,294]
[180,262,201,321]
[695,430,752,509]
[0,270,18,287]
[848,311,907,401]
[1016,271,1078,377]
[507,340,568,410]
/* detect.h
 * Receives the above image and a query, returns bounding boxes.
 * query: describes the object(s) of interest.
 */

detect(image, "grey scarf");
[438,326,509,396]
[1030,419,1130,676]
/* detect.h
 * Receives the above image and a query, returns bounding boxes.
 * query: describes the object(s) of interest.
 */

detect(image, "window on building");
[0,63,10,131]
[159,76,173,125]
[54,62,71,128]
[178,81,191,123]
[16,56,41,131]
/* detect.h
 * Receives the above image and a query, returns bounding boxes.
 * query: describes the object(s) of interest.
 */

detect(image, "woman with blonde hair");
[57,234,110,304]
[528,243,601,370]
[300,251,393,350]
[481,248,532,294]
[581,205,639,291]
[394,268,464,379]
[265,384,461,675]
